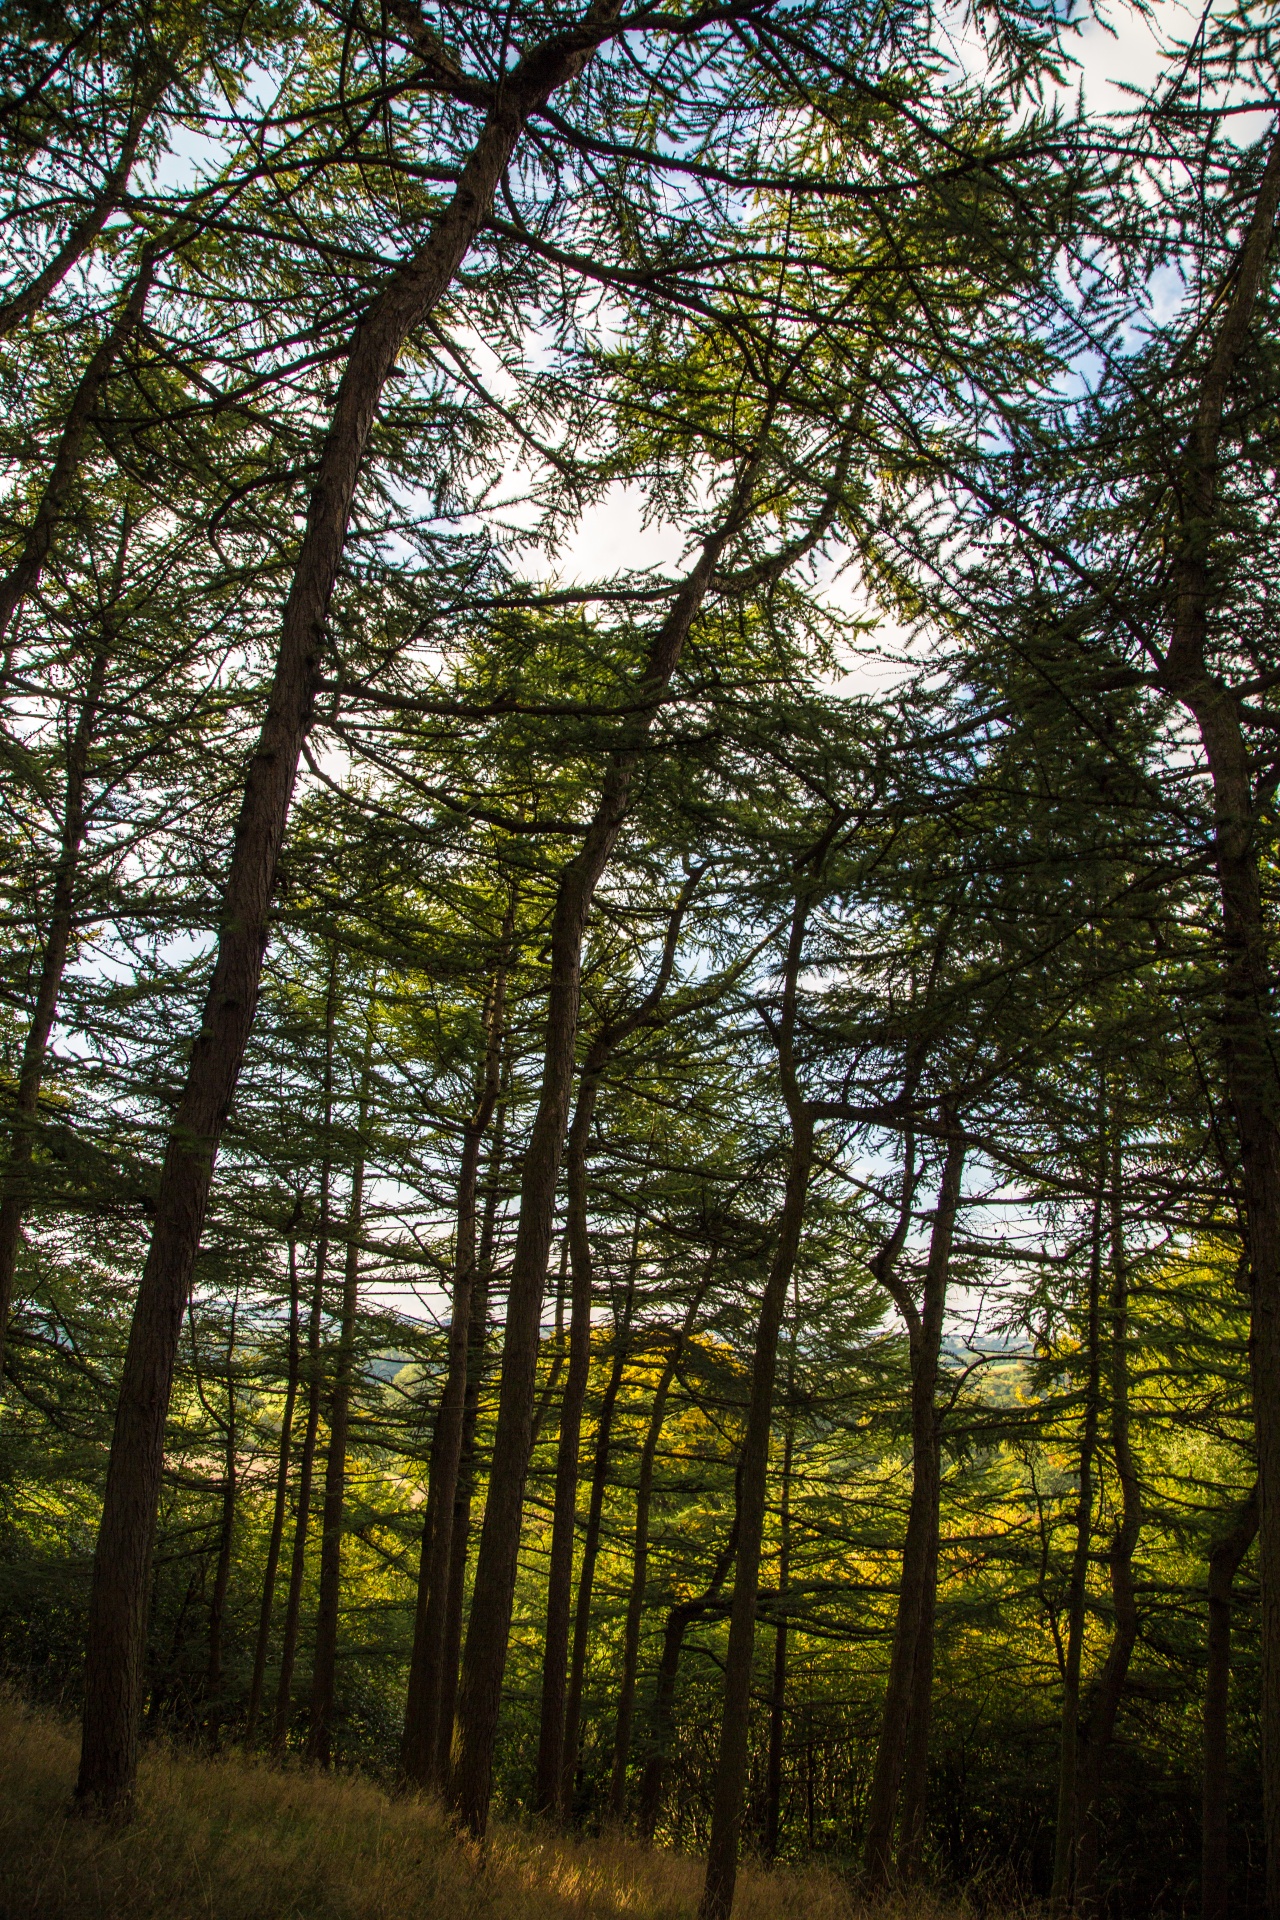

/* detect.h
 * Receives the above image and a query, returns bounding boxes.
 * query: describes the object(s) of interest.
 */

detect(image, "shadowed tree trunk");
[1051,1182,1105,1912]
[699,896,816,1920]
[307,1003,376,1766]
[202,1296,239,1749]
[1203,1486,1258,1920]
[0,521,126,1367]
[272,953,338,1754]
[246,1209,304,1741]
[559,1238,640,1818]
[859,1127,965,1891]
[402,962,506,1789]
[763,1317,797,1865]
[74,8,630,1814]
[450,486,757,1838]
[609,1272,711,1822]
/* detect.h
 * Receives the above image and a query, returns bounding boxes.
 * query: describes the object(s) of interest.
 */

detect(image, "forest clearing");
[1,0,1278,1915]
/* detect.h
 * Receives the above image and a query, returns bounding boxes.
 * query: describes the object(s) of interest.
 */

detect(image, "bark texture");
[75,12,623,1813]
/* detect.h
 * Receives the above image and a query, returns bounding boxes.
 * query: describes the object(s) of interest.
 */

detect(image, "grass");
[0,1693,994,1920]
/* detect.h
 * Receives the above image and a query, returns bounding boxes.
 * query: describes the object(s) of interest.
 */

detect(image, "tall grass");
[0,1693,992,1920]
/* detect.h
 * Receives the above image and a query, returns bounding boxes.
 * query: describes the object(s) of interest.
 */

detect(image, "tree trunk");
[0,629,112,1367]
[699,899,816,1920]
[764,1390,796,1863]
[1203,1487,1258,1920]
[307,1006,375,1766]
[1155,124,1280,1914]
[1051,1187,1104,1911]
[246,1214,304,1741]
[559,1243,640,1819]
[74,11,625,1814]
[1072,1145,1143,1914]
[402,965,505,1789]
[272,954,338,1754]
[861,1131,965,1892]
[436,1085,508,1781]
[609,1278,709,1822]
[203,1297,239,1748]
[449,499,749,1837]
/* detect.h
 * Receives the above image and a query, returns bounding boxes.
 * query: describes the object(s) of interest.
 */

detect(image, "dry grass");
[0,1693,992,1920]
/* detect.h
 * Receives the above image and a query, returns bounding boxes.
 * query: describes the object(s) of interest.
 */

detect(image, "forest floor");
[0,1693,1003,1920]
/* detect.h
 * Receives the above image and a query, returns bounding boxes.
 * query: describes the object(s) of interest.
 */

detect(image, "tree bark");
[557,1264,637,1819]
[307,1004,375,1766]
[1154,123,1280,1914]
[74,9,626,1815]
[1203,1486,1258,1920]
[0,623,113,1368]
[450,493,752,1837]
[699,898,817,1920]
[401,964,506,1789]
[1051,1187,1105,1911]
[861,1129,965,1891]
[246,1213,304,1741]
[272,953,338,1754]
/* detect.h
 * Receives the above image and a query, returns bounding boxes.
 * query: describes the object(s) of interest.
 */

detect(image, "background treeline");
[0,2,1276,1917]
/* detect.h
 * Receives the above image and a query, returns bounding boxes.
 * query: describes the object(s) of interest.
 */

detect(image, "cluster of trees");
[2,0,1278,1914]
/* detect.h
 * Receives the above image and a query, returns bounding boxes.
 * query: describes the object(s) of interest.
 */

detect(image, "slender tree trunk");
[609,1278,709,1822]
[559,1246,640,1818]
[764,1370,796,1865]
[0,261,153,672]
[1072,1145,1143,1914]
[402,965,505,1788]
[272,954,338,1754]
[307,1006,375,1766]
[1203,1487,1258,1920]
[860,1129,965,1892]
[436,1087,508,1781]
[74,13,624,1814]
[203,1299,239,1748]
[1155,125,1280,1914]
[1051,1187,1105,1911]
[449,495,751,1837]
[246,1216,303,1741]
[637,1486,741,1844]
[699,899,816,1920]
[0,632,112,1368]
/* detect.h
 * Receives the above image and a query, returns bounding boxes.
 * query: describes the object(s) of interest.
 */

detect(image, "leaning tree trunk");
[74,8,628,1814]
[699,898,816,1920]
[246,1215,303,1740]
[1155,125,1280,1914]
[1203,1486,1258,1920]
[401,964,505,1789]
[1050,1186,1105,1912]
[861,1129,965,1892]
[307,1014,375,1766]
[272,955,338,1755]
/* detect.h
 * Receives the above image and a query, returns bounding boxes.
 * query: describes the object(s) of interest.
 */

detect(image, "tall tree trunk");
[203,1296,239,1748]
[449,498,750,1837]
[763,1365,796,1864]
[436,1085,508,1781]
[74,11,625,1814]
[559,1243,640,1818]
[860,1129,965,1890]
[609,1277,709,1822]
[402,964,505,1789]
[699,898,816,1920]
[1203,1487,1258,1920]
[1072,1142,1143,1914]
[0,261,152,673]
[272,953,339,1754]
[1051,1187,1105,1911]
[637,1495,740,1845]
[1155,124,1280,1914]
[307,1004,375,1766]
[246,1212,304,1741]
